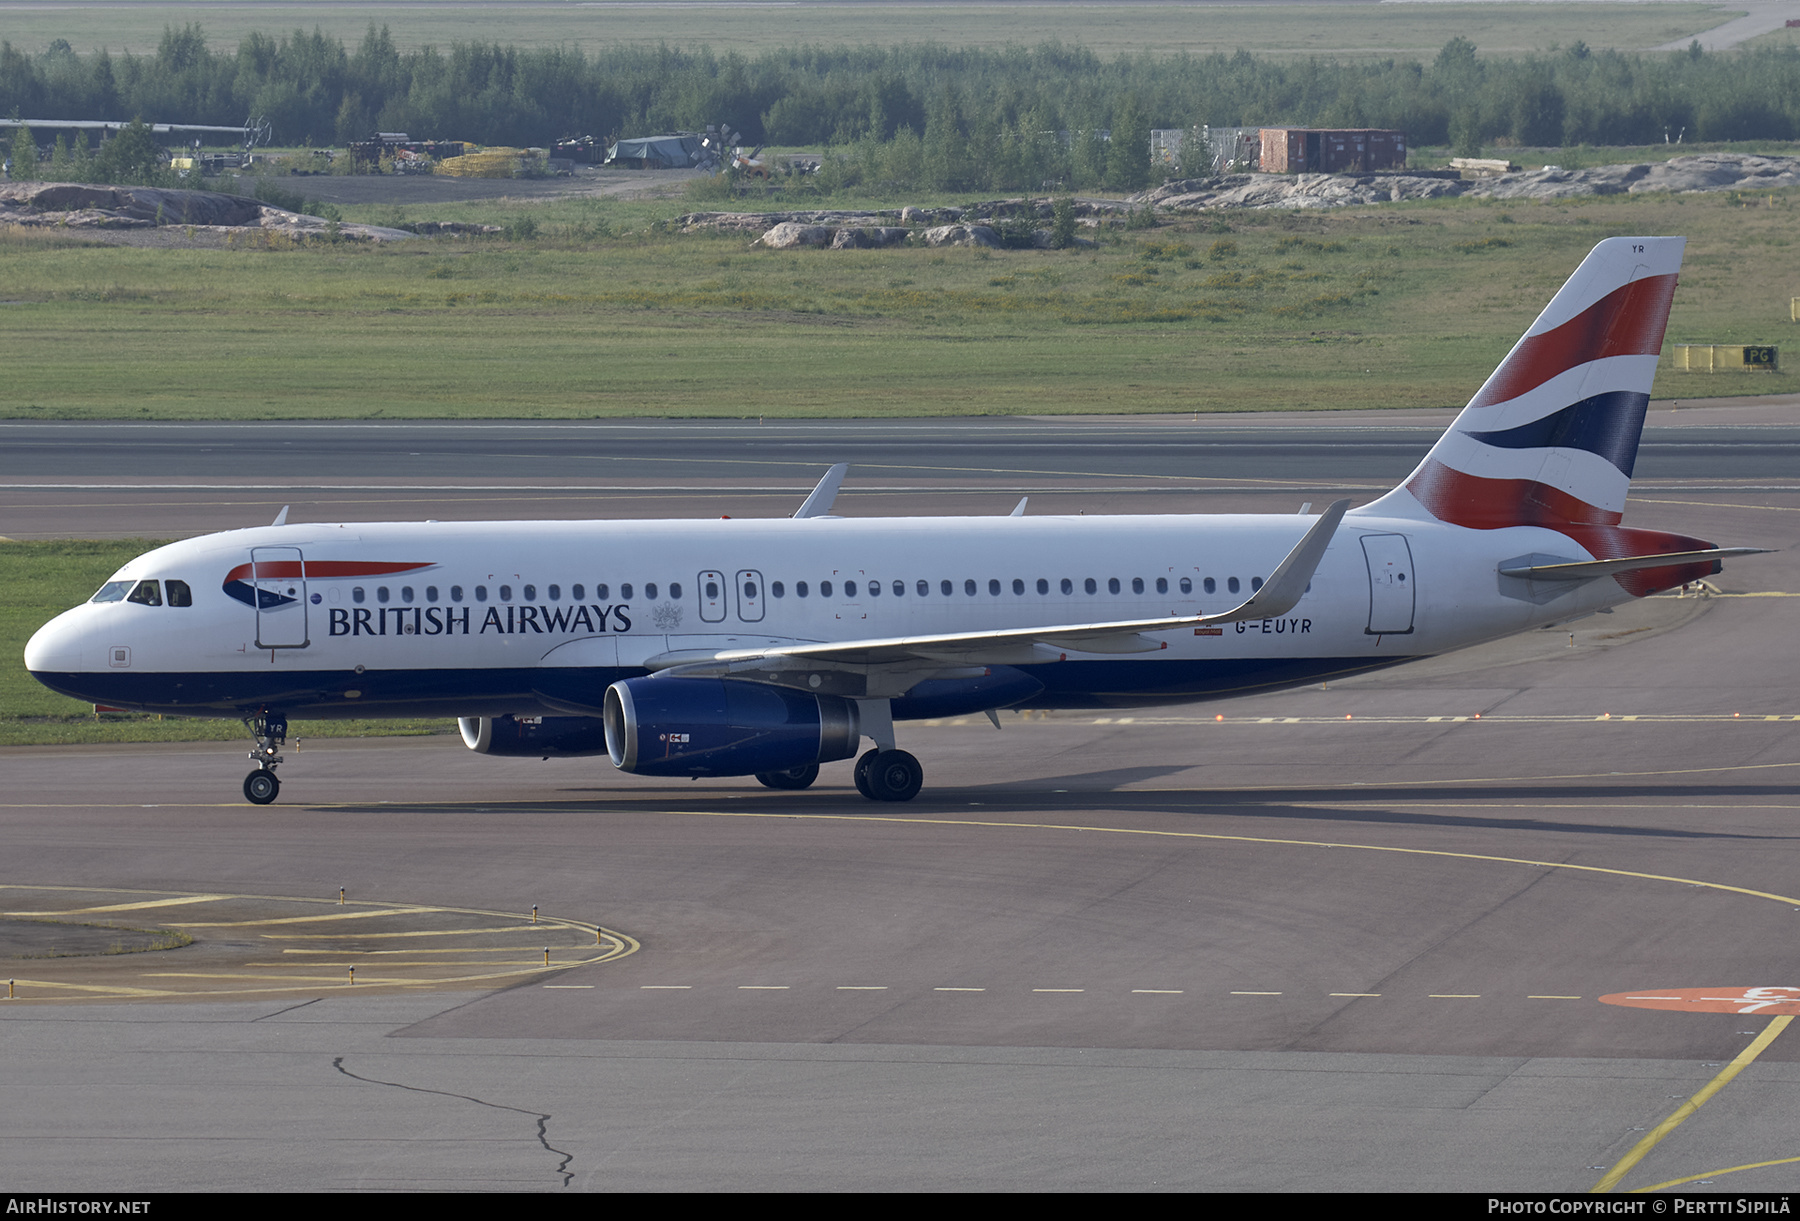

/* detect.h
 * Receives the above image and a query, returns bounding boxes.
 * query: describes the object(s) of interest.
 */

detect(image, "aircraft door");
[698,571,727,623]
[735,570,764,622]
[250,546,309,649]
[1360,534,1415,635]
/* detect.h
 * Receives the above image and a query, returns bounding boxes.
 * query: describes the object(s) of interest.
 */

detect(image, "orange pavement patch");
[1600,986,1800,1015]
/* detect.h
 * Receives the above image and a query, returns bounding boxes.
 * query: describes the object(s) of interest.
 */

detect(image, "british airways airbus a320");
[25,237,1765,804]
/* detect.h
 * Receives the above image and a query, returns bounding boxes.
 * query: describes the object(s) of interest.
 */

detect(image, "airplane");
[24,236,1767,805]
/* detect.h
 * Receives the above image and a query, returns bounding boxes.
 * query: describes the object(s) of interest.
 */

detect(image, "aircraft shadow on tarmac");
[319,773,1800,843]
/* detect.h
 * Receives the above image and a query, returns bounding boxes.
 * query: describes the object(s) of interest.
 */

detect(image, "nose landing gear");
[242,711,287,805]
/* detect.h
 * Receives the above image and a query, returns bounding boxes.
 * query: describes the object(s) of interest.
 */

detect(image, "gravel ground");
[284,165,705,206]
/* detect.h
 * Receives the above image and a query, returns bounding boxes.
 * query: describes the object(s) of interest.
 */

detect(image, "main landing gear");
[242,710,287,805]
[853,748,923,802]
[755,763,820,791]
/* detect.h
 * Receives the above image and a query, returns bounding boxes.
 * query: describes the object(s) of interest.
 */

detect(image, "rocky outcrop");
[686,209,902,234]
[1135,153,1800,212]
[755,221,912,249]
[406,220,504,236]
[1146,171,1463,211]
[920,223,1001,249]
[830,226,910,249]
[1,183,266,226]
[0,182,415,241]
[682,196,1125,241]
[1464,153,1800,200]
[757,222,836,249]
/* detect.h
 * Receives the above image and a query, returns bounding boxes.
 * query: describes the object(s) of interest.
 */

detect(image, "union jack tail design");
[1364,237,1714,595]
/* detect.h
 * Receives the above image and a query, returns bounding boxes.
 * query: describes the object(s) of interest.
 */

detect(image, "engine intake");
[603,676,860,778]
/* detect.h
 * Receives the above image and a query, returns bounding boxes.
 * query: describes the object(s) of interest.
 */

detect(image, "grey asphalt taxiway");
[3,409,1799,1192]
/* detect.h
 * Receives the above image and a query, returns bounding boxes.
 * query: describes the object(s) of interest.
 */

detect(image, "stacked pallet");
[436,148,536,178]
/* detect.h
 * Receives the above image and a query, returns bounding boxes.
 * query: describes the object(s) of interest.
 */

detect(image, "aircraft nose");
[24,607,90,675]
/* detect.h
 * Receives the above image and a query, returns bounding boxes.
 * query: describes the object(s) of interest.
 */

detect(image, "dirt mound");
[0,181,414,240]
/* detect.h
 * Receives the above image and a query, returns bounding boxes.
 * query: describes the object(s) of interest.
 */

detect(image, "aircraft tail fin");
[1361,237,1726,596]
[1363,236,1683,531]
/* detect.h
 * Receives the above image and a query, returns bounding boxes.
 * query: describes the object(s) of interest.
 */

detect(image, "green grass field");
[1,186,1795,423]
[0,3,1734,59]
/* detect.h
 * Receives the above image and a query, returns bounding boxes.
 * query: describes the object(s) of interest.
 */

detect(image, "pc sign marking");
[1600,986,1800,1015]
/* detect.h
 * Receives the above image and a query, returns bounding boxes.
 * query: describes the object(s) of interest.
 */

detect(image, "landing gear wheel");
[853,749,879,799]
[867,749,923,803]
[241,709,287,804]
[756,763,820,790]
[243,769,280,805]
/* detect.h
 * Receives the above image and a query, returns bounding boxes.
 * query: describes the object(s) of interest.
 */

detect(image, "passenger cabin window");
[353,587,366,604]
[1037,579,1049,595]
[523,584,536,601]
[595,584,609,600]
[964,579,976,596]
[1107,578,1121,595]
[1200,578,1212,594]
[90,581,132,603]
[499,585,513,601]
[772,582,785,598]
[820,581,833,597]
[127,580,162,606]
[1084,578,1097,595]
[1061,578,1073,595]
[572,584,584,601]
[620,584,633,600]
[1155,578,1168,595]
[1228,577,1240,594]
[548,585,560,601]
[796,582,809,598]
[165,580,192,607]
[1131,578,1144,594]
[377,586,390,604]
[646,583,658,599]
[940,580,953,596]
[671,582,683,599]
[917,580,929,597]
[401,586,414,603]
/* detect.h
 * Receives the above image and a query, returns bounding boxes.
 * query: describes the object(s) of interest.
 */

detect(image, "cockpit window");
[126,580,163,606]
[90,581,132,603]
[165,580,192,607]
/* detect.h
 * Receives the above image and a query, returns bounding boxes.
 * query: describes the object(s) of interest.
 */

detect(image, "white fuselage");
[26,508,1629,720]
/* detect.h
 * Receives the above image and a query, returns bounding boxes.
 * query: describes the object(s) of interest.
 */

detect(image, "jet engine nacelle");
[458,714,610,758]
[603,676,861,778]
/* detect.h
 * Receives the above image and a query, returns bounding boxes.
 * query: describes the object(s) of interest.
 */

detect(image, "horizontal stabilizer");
[1499,547,1769,581]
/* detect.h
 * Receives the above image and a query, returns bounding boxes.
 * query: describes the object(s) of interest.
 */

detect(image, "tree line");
[3,27,1797,187]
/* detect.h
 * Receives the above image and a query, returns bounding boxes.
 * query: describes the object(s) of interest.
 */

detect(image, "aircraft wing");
[645,500,1348,678]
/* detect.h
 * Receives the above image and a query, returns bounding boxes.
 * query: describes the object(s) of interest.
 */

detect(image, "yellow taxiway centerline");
[1593,1015,1793,1194]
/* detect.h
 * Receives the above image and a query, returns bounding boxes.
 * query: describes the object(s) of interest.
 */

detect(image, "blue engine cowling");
[458,714,610,758]
[603,676,861,778]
